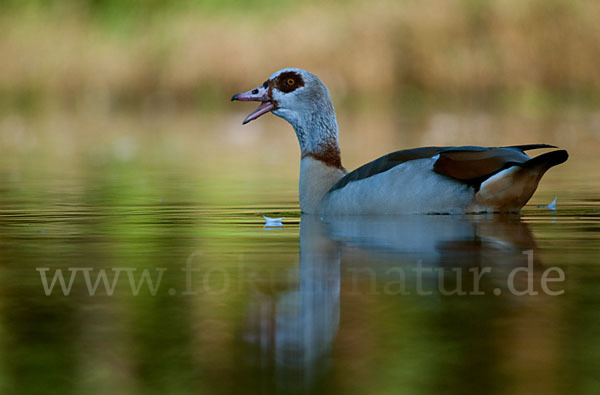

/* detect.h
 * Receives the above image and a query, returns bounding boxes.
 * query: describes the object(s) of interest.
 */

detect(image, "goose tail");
[523,149,568,171]
[473,149,568,212]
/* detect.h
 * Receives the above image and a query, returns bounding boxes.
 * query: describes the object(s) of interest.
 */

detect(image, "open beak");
[231,84,275,124]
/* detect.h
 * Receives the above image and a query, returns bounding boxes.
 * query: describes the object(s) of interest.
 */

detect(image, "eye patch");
[274,71,305,93]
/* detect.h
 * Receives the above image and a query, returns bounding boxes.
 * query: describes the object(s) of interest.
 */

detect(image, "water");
[0,110,599,394]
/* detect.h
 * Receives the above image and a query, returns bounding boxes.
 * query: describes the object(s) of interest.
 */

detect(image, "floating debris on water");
[538,196,557,210]
[263,216,284,227]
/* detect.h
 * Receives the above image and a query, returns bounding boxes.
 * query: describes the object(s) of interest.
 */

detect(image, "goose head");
[232,68,340,157]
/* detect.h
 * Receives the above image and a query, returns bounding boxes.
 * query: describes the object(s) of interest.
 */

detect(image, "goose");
[231,68,568,215]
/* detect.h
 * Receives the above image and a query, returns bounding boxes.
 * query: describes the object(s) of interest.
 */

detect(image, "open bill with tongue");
[241,101,275,124]
[231,84,275,124]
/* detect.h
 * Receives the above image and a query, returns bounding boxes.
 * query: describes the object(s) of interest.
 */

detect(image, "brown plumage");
[302,143,344,170]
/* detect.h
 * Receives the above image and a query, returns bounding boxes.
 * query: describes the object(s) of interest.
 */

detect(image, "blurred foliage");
[1,0,305,20]
[0,0,599,115]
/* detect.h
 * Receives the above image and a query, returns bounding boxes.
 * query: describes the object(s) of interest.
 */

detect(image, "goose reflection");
[243,214,543,392]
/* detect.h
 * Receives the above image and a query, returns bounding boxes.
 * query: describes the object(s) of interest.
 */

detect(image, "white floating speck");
[263,216,284,227]
[546,196,557,210]
[537,196,557,210]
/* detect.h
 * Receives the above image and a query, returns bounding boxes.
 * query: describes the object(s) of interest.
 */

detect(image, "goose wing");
[329,144,557,193]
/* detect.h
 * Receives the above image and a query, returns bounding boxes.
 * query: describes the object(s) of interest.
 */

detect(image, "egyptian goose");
[232,68,568,214]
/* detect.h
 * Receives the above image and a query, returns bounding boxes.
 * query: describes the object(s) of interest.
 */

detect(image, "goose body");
[232,68,568,215]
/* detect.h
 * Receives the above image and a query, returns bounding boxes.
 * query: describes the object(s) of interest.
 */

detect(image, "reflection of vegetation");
[0,2,598,394]
[1,0,599,115]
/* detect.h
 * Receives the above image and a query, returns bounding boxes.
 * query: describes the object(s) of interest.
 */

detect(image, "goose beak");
[231,85,275,124]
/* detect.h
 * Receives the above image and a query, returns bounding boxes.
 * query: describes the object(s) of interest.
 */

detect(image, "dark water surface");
[0,112,599,394]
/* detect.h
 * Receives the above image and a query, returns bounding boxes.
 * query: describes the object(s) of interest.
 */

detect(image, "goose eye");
[286,78,295,86]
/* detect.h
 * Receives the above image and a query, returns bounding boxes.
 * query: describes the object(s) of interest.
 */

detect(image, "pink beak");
[231,84,275,124]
